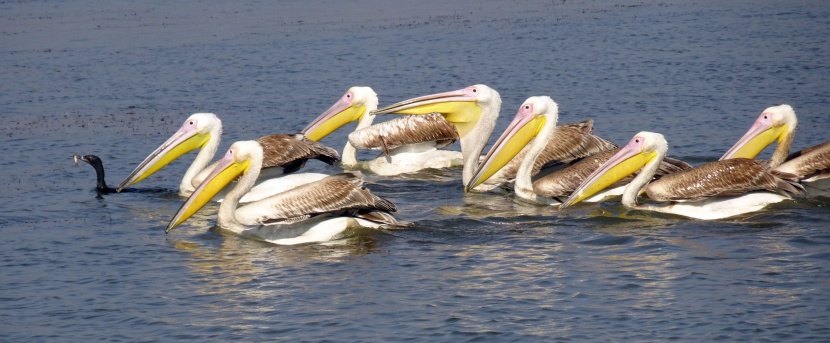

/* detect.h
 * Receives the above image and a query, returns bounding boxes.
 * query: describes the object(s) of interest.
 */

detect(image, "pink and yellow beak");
[117,118,211,192]
[166,146,251,233]
[372,85,484,137]
[560,134,658,208]
[720,111,790,161]
[302,88,368,142]
[464,102,546,192]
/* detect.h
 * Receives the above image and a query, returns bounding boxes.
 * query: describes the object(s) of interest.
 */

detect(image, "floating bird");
[561,131,804,219]
[346,84,501,187]
[465,96,691,205]
[117,113,339,202]
[720,104,830,196]
[301,86,379,168]
[166,140,404,245]
[74,154,165,198]
[74,154,122,197]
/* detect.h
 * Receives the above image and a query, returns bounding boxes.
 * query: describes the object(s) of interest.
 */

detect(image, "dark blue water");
[2,0,830,341]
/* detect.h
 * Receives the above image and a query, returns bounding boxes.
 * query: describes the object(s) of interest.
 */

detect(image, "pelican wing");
[536,120,619,171]
[646,158,803,202]
[348,113,459,152]
[354,210,412,228]
[776,140,830,181]
[234,172,396,226]
[658,156,694,176]
[256,134,340,172]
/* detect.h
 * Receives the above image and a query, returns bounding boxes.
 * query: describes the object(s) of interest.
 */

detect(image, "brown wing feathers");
[348,113,459,151]
[646,158,803,202]
[256,134,340,172]
[255,172,396,225]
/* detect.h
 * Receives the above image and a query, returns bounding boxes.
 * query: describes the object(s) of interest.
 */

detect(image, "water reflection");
[166,225,393,331]
[173,226,386,291]
[438,191,563,222]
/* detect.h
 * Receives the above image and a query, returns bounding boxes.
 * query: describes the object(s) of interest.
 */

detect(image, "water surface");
[2,0,830,341]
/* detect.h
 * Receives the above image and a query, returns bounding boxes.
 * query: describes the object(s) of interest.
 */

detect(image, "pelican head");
[465,96,557,192]
[302,87,378,141]
[373,84,501,185]
[117,113,222,192]
[166,140,260,233]
[560,132,666,208]
[720,104,797,163]
[372,84,500,138]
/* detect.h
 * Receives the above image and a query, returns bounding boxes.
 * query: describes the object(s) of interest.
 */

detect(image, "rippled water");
[2,0,830,341]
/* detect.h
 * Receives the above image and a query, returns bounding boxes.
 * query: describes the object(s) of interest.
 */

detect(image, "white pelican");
[720,104,830,196]
[347,84,501,187]
[465,96,691,205]
[301,86,378,168]
[166,141,403,245]
[560,132,804,220]
[117,113,339,202]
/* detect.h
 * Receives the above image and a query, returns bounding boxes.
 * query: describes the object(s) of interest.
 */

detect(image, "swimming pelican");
[301,86,378,168]
[561,132,804,219]
[720,104,830,196]
[166,140,403,245]
[465,97,691,205]
[347,84,501,187]
[117,113,339,202]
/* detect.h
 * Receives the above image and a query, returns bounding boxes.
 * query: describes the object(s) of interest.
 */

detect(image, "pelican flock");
[77,86,827,244]
[117,112,340,203]
[466,96,692,205]
[560,131,804,219]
